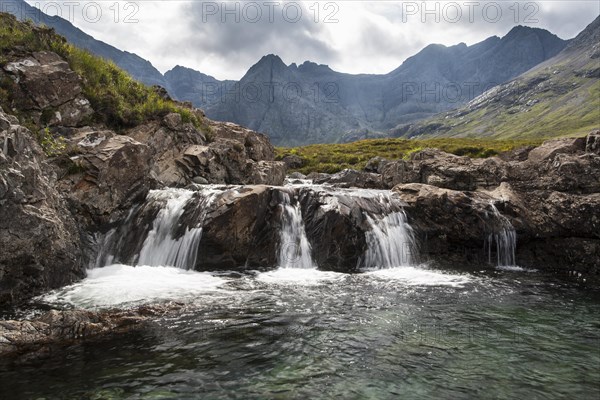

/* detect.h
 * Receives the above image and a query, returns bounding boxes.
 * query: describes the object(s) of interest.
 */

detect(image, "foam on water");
[366,266,472,287]
[256,268,345,285]
[39,264,229,309]
[496,265,537,273]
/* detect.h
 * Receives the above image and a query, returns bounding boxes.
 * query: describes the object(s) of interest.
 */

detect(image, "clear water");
[1,265,598,399]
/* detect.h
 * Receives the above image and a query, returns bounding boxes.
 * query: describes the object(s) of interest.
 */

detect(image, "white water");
[40,264,228,309]
[257,268,344,285]
[367,266,472,287]
[488,203,517,268]
[136,188,218,269]
[361,211,415,269]
[278,192,316,269]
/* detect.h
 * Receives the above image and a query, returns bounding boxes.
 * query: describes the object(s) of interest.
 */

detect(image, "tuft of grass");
[276,138,543,174]
[36,127,66,157]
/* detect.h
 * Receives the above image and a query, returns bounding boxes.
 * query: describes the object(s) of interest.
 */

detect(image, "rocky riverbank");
[0,47,284,306]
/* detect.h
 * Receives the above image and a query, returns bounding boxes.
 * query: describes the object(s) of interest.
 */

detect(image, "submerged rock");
[0,303,185,357]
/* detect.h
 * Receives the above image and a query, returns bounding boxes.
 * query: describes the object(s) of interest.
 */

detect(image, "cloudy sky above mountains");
[25,1,600,80]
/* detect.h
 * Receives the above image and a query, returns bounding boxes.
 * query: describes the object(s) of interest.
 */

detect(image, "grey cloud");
[174,1,336,73]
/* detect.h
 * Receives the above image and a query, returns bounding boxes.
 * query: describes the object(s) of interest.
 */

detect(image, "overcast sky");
[26,1,600,80]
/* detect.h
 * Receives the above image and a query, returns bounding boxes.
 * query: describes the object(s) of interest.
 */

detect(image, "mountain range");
[393,15,600,140]
[198,27,567,145]
[6,0,595,146]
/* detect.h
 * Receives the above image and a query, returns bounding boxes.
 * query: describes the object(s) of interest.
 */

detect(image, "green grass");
[411,62,600,140]
[0,13,203,131]
[276,138,543,174]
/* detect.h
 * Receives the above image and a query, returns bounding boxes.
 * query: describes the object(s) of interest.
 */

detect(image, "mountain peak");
[503,24,562,41]
[259,54,285,64]
[297,60,333,74]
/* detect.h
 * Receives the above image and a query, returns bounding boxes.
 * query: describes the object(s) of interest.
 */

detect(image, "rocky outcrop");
[195,186,281,270]
[127,118,285,187]
[0,108,85,305]
[2,51,93,127]
[314,169,385,189]
[377,136,600,280]
[381,149,506,191]
[0,303,185,357]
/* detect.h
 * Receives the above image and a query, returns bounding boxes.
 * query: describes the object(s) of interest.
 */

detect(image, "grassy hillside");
[0,13,202,130]
[396,69,599,140]
[393,17,600,141]
[276,138,542,174]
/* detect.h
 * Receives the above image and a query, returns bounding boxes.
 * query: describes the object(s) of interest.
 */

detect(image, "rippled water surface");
[0,265,598,399]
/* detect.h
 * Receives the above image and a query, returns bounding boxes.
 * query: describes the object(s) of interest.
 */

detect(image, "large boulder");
[381,149,505,191]
[0,109,85,306]
[2,51,93,127]
[249,161,287,186]
[208,120,275,161]
[65,134,155,222]
[196,186,281,270]
[127,118,284,186]
[314,169,385,189]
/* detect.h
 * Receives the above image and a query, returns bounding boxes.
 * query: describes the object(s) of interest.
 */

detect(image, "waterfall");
[361,211,415,269]
[95,188,218,270]
[488,203,517,267]
[136,189,217,269]
[278,193,316,269]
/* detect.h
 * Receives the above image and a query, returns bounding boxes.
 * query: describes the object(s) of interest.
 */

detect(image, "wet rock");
[197,186,281,270]
[0,110,85,306]
[288,172,307,180]
[306,172,330,181]
[0,303,185,357]
[192,176,209,185]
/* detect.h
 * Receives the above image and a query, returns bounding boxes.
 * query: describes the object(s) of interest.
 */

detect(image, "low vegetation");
[0,13,202,130]
[276,138,543,174]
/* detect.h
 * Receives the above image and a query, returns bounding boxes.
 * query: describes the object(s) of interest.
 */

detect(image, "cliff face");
[0,108,85,305]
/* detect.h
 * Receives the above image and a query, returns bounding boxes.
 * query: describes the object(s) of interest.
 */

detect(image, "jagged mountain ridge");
[394,15,600,140]
[168,26,567,145]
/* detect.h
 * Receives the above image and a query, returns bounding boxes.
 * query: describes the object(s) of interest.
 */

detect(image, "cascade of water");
[361,211,415,269]
[278,192,316,269]
[488,203,517,267]
[136,188,218,269]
